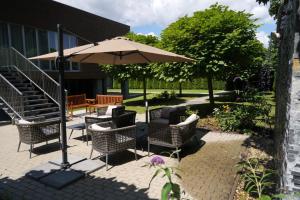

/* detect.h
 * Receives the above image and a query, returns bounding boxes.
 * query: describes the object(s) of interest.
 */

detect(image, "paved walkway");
[180,132,248,200]
[0,114,247,200]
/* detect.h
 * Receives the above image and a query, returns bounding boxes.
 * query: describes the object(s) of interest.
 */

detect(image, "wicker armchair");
[85,107,136,145]
[88,121,137,170]
[16,119,61,158]
[148,115,199,161]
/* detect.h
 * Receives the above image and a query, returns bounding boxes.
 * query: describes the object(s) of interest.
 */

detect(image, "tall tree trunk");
[143,77,147,102]
[207,73,214,105]
[143,77,148,123]
[179,82,182,96]
[121,80,129,100]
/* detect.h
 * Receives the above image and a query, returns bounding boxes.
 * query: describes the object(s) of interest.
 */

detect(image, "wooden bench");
[67,94,90,118]
[89,95,123,113]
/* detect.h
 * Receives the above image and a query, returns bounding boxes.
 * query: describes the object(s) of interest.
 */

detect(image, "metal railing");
[0,73,24,118]
[0,47,60,105]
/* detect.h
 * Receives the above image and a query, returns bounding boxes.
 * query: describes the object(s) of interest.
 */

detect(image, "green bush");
[113,78,225,90]
[213,104,260,132]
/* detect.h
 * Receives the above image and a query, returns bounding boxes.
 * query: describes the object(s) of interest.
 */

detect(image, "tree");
[256,0,281,19]
[160,4,265,104]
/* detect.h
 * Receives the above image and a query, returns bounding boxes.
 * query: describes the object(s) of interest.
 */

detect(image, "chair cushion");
[91,124,111,131]
[18,119,33,124]
[97,115,112,119]
[161,107,176,119]
[151,118,169,125]
[105,105,119,116]
[177,114,198,126]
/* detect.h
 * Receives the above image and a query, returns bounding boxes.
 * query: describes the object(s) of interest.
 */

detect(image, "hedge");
[113,78,225,90]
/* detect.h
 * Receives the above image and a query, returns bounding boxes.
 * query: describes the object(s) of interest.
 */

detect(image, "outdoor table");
[66,123,87,145]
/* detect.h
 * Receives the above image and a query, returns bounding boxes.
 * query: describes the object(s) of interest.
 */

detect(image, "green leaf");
[258,195,272,200]
[149,168,162,187]
[161,183,172,200]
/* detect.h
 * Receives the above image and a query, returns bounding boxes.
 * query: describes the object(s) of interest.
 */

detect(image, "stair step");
[25,103,55,109]
[23,91,40,95]
[24,99,49,104]
[24,107,59,115]
[25,111,60,121]
[24,116,46,121]
[24,95,44,99]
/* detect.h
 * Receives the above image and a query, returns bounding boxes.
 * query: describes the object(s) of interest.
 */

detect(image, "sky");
[55,0,276,47]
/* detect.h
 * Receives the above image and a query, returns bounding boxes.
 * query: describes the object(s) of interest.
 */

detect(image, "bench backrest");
[67,94,86,106]
[96,95,123,105]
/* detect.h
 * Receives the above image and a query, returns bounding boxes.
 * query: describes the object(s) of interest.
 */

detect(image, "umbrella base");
[25,155,105,189]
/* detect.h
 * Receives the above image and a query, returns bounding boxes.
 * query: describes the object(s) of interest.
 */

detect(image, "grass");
[123,93,193,113]
[107,89,225,113]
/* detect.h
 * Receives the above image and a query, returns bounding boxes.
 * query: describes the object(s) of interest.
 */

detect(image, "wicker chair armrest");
[16,119,60,127]
[149,108,163,121]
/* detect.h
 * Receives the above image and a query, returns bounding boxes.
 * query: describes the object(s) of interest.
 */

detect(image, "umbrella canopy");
[30,37,194,64]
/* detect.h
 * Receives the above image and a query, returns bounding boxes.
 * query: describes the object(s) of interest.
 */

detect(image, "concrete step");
[25,103,55,109]
[24,107,59,115]
[24,99,49,104]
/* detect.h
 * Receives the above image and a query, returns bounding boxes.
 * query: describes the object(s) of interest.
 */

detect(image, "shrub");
[237,158,275,199]
[213,104,260,132]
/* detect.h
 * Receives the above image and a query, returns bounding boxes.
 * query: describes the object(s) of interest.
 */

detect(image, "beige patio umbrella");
[30,37,194,64]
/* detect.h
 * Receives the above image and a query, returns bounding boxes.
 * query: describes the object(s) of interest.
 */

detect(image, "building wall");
[274,0,300,193]
[0,0,130,97]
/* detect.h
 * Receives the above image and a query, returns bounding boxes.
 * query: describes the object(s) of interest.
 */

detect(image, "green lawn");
[123,93,194,113]
[107,89,225,113]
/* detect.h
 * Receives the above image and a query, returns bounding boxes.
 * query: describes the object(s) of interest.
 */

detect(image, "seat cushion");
[177,114,198,126]
[18,119,33,124]
[105,105,119,116]
[161,107,176,119]
[97,115,112,119]
[151,118,169,125]
[91,124,111,131]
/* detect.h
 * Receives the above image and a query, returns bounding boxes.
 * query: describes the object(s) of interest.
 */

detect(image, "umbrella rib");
[137,52,151,63]
[80,53,95,63]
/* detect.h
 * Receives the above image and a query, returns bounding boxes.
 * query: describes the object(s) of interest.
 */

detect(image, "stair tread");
[24,107,59,113]
[25,103,55,108]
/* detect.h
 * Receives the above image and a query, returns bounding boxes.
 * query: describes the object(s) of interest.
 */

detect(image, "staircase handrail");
[0,74,24,118]
[11,48,59,86]
[0,74,23,95]
[7,47,61,105]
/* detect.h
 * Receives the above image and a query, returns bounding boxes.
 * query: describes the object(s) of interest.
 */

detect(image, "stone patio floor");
[0,113,248,200]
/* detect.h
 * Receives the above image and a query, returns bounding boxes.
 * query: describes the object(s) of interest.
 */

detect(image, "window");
[48,31,57,70]
[38,30,50,70]
[69,35,80,71]
[24,26,37,58]
[10,24,24,54]
[0,22,9,48]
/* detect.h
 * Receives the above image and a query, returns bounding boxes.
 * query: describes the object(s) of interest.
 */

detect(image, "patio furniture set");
[15,101,200,169]
[67,94,123,118]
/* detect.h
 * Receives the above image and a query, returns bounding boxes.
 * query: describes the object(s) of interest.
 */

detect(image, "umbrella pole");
[57,24,69,168]
[143,77,148,123]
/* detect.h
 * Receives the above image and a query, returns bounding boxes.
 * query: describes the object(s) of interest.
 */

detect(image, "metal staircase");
[0,47,61,122]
